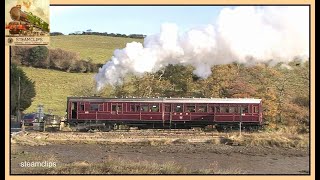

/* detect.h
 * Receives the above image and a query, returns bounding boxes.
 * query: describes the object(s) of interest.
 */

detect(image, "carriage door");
[252,105,259,122]
[71,102,77,119]
[162,104,172,126]
[111,103,122,115]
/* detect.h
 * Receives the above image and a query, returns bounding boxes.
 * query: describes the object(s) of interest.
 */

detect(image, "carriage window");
[240,106,249,113]
[99,104,103,111]
[253,106,259,113]
[165,105,171,112]
[215,106,220,113]
[90,104,99,111]
[112,104,117,111]
[130,104,135,112]
[80,104,85,111]
[141,105,149,112]
[71,102,77,110]
[112,105,117,111]
[229,107,237,113]
[151,105,159,112]
[175,104,183,112]
[220,107,229,113]
[208,106,214,112]
[112,104,122,111]
[117,105,122,111]
[197,105,207,112]
[186,105,196,112]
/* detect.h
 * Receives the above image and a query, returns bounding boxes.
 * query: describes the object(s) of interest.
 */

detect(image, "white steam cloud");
[95,6,309,91]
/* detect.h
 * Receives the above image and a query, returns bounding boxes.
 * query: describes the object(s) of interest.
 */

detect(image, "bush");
[49,48,78,72]
[11,46,32,65]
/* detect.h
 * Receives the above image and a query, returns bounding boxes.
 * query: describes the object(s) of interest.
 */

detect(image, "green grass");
[49,35,143,64]
[21,67,95,116]
[20,35,143,116]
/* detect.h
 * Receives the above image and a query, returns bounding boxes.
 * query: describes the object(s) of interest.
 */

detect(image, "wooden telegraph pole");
[239,106,242,136]
[18,76,25,132]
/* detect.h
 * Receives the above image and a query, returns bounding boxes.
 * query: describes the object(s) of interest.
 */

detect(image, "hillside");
[19,35,144,116]
[22,67,95,116]
[49,35,144,64]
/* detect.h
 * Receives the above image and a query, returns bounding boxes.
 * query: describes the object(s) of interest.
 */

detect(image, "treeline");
[11,46,104,73]
[50,31,146,39]
[80,62,309,133]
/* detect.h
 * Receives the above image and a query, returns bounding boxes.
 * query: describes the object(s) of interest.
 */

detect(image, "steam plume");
[95,6,309,91]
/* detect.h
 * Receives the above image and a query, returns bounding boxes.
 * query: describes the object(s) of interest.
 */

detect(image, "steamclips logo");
[19,161,57,168]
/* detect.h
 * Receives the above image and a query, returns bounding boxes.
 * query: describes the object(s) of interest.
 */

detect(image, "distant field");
[49,35,144,64]
[22,67,95,116]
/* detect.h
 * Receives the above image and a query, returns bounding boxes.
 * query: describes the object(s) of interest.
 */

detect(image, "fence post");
[239,121,242,136]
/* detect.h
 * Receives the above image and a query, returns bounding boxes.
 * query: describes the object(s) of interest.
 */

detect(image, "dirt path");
[11,143,309,174]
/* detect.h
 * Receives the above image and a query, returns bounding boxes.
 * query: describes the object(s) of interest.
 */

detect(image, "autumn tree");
[197,64,239,98]
[245,64,279,127]
[131,72,171,97]
[49,48,78,71]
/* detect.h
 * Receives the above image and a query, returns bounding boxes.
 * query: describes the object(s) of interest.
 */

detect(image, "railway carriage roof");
[67,97,262,104]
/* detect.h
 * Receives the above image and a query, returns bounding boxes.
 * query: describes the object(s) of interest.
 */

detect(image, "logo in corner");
[8,37,13,44]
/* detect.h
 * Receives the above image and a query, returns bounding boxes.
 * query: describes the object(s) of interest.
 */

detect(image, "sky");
[50,6,228,35]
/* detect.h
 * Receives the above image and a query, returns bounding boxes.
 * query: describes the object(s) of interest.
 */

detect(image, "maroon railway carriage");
[66,97,262,130]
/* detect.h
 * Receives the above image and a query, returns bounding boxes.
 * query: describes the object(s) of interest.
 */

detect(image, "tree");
[49,48,77,71]
[198,64,239,98]
[28,46,49,68]
[10,64,36,116]
[11,46,32,65]
[161,64,196,97]
[131,73,171,97]
[50,32,64,36]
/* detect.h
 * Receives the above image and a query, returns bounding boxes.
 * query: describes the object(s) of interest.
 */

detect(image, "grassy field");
[12,131,309,149]
[22,67,95,116]
[20,35,144,116]
[49,35,143,64]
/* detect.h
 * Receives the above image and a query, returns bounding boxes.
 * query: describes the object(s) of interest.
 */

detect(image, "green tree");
[28,46,49,68]
[161,64,197,97]
[10,64,36,115]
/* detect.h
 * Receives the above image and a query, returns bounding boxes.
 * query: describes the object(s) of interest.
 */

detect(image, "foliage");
[28,46,49,68]
[50,32,64,36]
[161,64,197,97]
[10,46,32,65]
[10,64,36,115]
[16,35,309,132]
[68,31,146,39]
[97,62,310,131]
[11,47,102,73]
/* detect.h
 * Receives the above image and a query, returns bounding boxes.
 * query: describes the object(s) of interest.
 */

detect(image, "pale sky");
[49,6,229,35]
